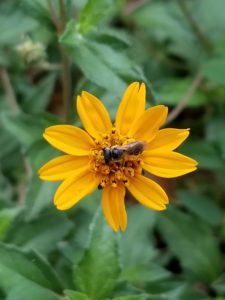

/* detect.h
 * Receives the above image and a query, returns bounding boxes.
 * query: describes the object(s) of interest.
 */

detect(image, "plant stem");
[125,0,150,15]
[59,0,66,31]
[48,0,71,122]
[166,73,203,125]
[0,67,20,112]
[178,0,213,53]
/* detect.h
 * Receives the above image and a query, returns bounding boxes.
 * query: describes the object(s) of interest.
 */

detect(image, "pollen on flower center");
[90,128,144,188]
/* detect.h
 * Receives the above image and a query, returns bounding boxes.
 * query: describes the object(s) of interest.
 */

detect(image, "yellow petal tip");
[120,226,127,232]
[55,205,67,211]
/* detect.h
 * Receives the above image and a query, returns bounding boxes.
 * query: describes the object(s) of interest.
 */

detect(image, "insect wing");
[125,141,147,155]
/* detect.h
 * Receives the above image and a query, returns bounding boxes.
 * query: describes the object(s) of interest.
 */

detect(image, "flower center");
[90,128,145,188]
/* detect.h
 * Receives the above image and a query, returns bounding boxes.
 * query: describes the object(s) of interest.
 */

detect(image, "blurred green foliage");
[0,0,225,299]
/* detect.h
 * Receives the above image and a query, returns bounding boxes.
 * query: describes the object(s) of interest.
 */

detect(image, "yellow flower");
[39,82,197,231]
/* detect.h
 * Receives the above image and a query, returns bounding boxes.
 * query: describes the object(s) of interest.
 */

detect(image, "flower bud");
[16,39,46,65]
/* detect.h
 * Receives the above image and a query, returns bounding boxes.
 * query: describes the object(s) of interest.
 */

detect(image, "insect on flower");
[38,82,198,231]
[102,141,147,164]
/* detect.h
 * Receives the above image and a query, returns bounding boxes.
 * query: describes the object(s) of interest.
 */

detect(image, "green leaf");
[61,33,126,96]
[112,295,148,300]
[58,207,99,266]
[201,57,225,86]
[27,139,59,172]
[0,242,63,300]
[0,48,9,66]
[64,290,90,300]
[131,0,225,64]
[25,177,59,220]
[212,273,225,296]
[1,111,58,148]
[145,279,210,300]
[23,73,56,113]
[0,11,37,46]
[59,20,81,47]
[74,210,120,300]
[0,208,22,240]
[78,0,122,33]
[120,206,156,267]
[91,28,131,48]
[145,280,187,299]
[156,78,206,107]
[0,127,19,163]
[206,116,225,159]
[206,116,225,143]
[120,263,171,286]
[158,207,223,283]
[177,190,223,226]
[0,171,14,205]
[119,206,171,284]
[2,112,40,147]
[87,40,146,82]
[180,141,225,171]
[132,2,186,38]
[193,0,225,40]
[60,20,147,97]
[20,0,53,29]
[6,211,73,255]
[131,1,201,63]
[72,42,126,96]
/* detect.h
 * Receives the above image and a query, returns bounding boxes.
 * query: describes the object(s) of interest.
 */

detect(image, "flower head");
[39,82,197,231]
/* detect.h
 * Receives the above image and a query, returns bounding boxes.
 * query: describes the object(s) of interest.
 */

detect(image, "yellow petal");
[43,125,95,155]
[77,92,112,139]
[143,151,198,178]
[148,128,190,151]
[128,175,168,210]
[54,172,99,210]
[129,105,168,142]
[115,82,146,135]
[102,184,127,231]
[38,155,90,181]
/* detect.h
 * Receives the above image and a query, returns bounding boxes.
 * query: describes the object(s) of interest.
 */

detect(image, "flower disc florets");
[90,127,143,188]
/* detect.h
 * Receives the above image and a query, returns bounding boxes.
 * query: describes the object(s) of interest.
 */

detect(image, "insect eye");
[102,148,112,164]
[112,149,123,159]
